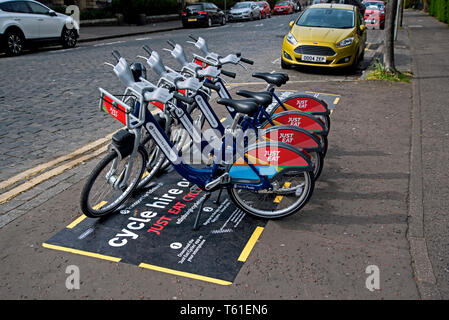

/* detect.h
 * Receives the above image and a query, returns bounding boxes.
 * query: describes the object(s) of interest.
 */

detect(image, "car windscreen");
[276,1,289,5]
[185,4,204,12]
[296,8,355,28]
[234,3,251,8]
[366,5,381,10]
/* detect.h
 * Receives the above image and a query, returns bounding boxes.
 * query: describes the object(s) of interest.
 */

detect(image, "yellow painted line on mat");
[238,226,264,262]
[138,263,232,286]
[273,182,292,203]
[0,132,115,191]
[42,243,121,262]
[0,146,107,205]
[333,97,340,105]
[305,91,340,97]
[66,201,107,229]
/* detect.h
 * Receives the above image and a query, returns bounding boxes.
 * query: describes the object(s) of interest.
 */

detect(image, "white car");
[0,0,79,55]
[228,1,261,21]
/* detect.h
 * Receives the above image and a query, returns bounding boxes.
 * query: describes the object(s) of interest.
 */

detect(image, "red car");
[256,1,271,18]
[363,1,385,29]
[273,1,294,15]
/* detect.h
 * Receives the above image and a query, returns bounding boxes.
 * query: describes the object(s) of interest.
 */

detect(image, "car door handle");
[14,18,21,21]
[38,18,44,21]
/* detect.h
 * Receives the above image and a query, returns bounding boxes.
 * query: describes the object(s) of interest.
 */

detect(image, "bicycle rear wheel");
[80,148,146,218]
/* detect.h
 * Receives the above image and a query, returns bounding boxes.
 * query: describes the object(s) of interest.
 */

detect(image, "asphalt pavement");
[0,9,447,300]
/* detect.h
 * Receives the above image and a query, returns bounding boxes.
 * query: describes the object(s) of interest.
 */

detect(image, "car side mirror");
[48,10,57,17]
[289,21,294,28]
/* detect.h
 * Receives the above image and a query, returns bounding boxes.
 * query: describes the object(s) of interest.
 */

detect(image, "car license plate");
[301,55,326,63]
[188,18,197,22]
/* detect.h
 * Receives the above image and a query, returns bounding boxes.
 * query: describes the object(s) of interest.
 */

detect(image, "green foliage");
[366,61,412,82]
[428,0,449,23]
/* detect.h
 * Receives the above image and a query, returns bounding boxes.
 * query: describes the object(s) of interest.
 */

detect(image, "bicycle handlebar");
[173,92,194,104]
[142,45,153,55]
[112,50,121,62]
[167,40,176,49]
[240,57,254,65]
[203,82,220,92]
[220,69,236,78]
[188,34,198,42]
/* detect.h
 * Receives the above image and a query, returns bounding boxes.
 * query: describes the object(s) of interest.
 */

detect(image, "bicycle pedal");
[205,173,230,191]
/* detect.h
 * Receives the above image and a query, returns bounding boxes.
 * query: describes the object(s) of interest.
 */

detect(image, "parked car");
[363,1,385,29]
[228,1,261,21]
[281,3,367,70]
[273,1,294,15]
[0,0,79,56]
[291,0,302,12]
[322,0,366,15]
[256,1,271,19]
[181,2,226,28]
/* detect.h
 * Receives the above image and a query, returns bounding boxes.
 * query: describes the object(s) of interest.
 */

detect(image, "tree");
[384,0,398,73]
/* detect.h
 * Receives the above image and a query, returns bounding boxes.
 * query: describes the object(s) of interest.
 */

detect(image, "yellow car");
[281,3,367,69]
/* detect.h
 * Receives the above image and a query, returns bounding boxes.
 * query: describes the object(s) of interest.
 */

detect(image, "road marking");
[135,37,151,41]
[334,97,340,105]
[43,243,121,262]
[94,40,125,47]
[138,262,232,285]
[255,23,263,27]
[272,57,281,64]
[0,132,115,192]
[0,146,107,205]
[238,226,264,262]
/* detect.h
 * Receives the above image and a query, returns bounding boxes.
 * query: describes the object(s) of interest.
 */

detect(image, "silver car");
[228,1,261,21]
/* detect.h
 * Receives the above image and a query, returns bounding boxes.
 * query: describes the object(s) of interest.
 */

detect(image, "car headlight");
[286,33,297,45]
[336,37,354,48]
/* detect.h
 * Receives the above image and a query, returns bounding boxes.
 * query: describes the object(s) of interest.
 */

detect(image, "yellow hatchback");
[281,3,367,69]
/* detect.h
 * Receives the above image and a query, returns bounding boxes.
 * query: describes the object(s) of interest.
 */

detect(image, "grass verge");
[365,61,413,83]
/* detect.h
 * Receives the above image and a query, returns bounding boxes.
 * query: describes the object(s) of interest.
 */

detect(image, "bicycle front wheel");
[80,148,146,218]
[228,169,314,219]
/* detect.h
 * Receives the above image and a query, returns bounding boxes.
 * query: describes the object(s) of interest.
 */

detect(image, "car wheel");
[4,29,24,56]
[281,58,292,69]
[61,27,77,48]
[206,17,212,27]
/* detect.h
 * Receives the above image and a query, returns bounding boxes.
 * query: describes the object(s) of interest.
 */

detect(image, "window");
[1,1,31,13]
[27,1,50,14]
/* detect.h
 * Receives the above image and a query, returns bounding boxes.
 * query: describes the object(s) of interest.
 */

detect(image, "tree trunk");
[384,0,398,73]
[423,0,429,12]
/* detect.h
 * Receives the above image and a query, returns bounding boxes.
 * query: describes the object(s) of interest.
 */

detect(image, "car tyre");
[206,17,212,27]
[61,27,77,49]
[4,29,24,56]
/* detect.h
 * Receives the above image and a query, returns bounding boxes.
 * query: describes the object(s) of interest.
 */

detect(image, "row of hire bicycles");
[79,35,332,230]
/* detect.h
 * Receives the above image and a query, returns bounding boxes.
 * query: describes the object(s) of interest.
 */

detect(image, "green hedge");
[428,0,449,24]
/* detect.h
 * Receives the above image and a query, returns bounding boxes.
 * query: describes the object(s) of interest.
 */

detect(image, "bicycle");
[80,51,316,228]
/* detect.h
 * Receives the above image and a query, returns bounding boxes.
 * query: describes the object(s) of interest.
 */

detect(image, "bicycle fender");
[262,111,328,136]
[228,141,314,182]
[262,125,323,153]
[270,93,330,116]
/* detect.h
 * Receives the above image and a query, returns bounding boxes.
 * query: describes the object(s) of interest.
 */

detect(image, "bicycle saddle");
[235,90,272,107]
[252,72,289,87]
[216,98,259,117]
